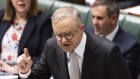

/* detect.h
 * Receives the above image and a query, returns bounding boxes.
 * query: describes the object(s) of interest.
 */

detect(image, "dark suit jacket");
[0,9,53,63]
[27,32,132,79]
[113,28,140,79]
[86,27,140,79]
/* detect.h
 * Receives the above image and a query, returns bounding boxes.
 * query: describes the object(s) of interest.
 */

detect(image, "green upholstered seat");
[121,14,140,43]
[0,0,6,9]
[51,1,72,14]
[86,10,94,28]
[73,4,91,26]
[38,0,54,13]
[118,12,126,27]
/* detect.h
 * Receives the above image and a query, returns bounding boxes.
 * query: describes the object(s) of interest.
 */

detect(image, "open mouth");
[18,3,25,7]
[63,44,70,47]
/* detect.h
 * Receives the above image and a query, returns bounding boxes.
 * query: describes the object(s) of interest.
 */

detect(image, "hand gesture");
[16,48,33,74]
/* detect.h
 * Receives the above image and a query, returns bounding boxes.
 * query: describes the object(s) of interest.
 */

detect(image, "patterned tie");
[68,52,80,79]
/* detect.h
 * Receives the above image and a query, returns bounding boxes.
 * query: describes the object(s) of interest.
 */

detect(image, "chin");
[62,48,73,53]
[17,9,27,13]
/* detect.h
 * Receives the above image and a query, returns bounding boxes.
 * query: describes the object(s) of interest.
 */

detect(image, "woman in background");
[0,0,53,75]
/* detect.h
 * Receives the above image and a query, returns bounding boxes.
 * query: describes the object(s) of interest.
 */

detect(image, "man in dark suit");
[16,6,132,79]
[86,0,140,79]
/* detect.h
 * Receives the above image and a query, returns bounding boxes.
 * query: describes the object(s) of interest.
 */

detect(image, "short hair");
[92,0,120,19]
[3,0,41,21]
[51,6,82,26]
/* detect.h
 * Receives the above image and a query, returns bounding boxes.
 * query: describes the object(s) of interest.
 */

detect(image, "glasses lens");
[55,34,63,40]
[65,33,73,40]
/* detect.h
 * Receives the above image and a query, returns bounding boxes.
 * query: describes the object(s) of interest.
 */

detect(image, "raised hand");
[16,48,33,74]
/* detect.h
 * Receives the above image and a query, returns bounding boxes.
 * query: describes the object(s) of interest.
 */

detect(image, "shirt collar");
[67,33,86,59]
[74,33,87,58]
[105,24,119,41]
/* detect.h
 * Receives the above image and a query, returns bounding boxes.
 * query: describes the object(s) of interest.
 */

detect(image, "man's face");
[53,17,84,52]
[92,5,115,36]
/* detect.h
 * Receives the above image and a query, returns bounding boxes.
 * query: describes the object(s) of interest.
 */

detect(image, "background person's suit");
[113,27,140,79]
[86,27,140,79]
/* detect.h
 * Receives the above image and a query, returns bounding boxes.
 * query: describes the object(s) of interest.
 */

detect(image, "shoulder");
[45,37,58,48]
[86,32,118,52]
[44,37,64,54]
[116,27,138,45]
[85,32,121,62]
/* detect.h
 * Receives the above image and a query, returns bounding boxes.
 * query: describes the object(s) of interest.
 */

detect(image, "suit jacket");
[86,27,140,79]
[0,9,53,63]
[113,27,140,79]
[27,32,132,79]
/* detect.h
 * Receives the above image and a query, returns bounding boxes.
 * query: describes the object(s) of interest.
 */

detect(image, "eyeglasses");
[54,26,80,41]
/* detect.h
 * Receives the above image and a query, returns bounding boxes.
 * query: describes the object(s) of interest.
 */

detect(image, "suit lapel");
[81,33,98,79]
[113,27,125,53]
[0,21,11,46]
[57,50,70,79]
[18,17,36,55]
[113,27,123,43]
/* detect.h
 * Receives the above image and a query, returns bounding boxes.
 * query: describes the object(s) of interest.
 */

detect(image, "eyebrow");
[55,30,74,34]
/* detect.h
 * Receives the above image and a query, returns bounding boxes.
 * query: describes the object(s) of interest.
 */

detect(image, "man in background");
[86,0,140,79]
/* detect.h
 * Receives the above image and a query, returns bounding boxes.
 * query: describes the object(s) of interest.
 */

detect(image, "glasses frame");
[54,26,80,41]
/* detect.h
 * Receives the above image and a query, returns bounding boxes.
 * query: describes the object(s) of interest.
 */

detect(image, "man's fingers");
[26,57,33,67]
[24,48,30,57]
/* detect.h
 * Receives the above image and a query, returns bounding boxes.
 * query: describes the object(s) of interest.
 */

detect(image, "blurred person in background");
[86,0,140,79]
[0,0,53,75]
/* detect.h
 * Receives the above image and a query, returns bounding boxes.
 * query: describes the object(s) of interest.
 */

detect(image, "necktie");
[68,52,80,79]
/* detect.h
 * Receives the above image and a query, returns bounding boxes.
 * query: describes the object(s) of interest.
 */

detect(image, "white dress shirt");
[67,33,87,73]
[104,25,119,41]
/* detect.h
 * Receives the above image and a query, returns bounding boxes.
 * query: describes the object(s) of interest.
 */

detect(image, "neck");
[16,11,27,20]
[14,15,27,25]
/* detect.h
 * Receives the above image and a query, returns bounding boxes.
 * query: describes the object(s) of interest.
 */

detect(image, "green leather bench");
[121,14,140,43]
[0,0,140,44]
[0,0,6,9]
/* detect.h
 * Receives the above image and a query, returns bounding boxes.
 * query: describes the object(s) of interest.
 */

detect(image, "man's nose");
[61,36,68,42]
[92,18,98,25]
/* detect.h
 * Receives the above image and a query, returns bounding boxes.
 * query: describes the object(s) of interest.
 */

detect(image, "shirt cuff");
[19,69,31,78]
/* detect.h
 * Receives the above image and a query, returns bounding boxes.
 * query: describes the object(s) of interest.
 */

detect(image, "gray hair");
[51,6,82,26]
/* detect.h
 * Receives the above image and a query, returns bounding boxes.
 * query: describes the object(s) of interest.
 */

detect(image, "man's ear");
[80,24,85,31]
[111,14,118,25]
